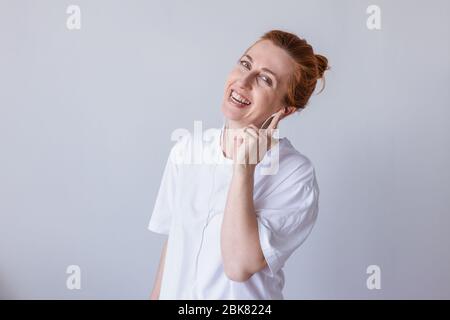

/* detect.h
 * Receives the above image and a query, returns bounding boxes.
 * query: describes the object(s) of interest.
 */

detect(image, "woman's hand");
[233,110,284,169]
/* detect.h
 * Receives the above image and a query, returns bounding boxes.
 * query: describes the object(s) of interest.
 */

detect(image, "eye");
[239,60,251,69]
[259,74,272,86]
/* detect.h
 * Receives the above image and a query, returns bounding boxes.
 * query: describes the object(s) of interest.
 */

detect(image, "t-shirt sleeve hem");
[148,219,170,235]
[257,218,283,277]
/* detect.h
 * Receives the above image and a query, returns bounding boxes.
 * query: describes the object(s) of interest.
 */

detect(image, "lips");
[228,89,252,108]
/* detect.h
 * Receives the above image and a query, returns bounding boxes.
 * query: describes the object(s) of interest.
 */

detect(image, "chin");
[220,100,244,121]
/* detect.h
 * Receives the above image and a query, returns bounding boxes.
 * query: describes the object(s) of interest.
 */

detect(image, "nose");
[236,71,255,90]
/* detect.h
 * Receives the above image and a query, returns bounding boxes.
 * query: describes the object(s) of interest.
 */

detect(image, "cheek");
[227,68,241,83]
[253,90,276,108]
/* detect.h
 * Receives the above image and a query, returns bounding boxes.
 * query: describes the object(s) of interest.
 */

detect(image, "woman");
[148,30,329,299]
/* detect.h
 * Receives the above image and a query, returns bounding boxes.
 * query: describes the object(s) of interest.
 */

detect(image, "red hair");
[257,30,330,110]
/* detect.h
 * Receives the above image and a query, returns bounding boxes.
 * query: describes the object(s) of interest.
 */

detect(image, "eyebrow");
[242,54,279,83]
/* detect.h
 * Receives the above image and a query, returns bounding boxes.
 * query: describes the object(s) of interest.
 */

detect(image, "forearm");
[150,240,167,300]
[221,165,265,281]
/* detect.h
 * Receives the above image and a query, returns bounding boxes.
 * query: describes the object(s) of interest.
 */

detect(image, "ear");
[282,106,297,116]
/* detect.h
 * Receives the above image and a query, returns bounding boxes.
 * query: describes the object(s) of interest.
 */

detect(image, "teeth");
[231,90,251,105]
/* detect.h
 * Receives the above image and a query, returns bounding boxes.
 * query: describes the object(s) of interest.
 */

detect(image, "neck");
[221,120,245,160]
[226,118,245,130]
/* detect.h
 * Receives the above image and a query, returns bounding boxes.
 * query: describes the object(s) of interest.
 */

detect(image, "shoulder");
[275,138,317,180]
[257,137,319,196]
[168,130,192,165]
[254,138,320,217]
[168,128,219,165]
[280,138,315,170]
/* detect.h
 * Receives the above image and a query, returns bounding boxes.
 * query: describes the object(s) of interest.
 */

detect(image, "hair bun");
[315,54,330,78]
[259,30,330,108]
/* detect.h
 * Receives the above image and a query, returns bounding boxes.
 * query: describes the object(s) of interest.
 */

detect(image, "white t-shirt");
[148,126,320,299]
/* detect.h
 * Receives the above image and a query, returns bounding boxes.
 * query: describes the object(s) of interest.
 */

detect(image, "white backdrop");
[0,0,449,299]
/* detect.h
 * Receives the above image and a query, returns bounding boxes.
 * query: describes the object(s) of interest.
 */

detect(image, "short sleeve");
[148,145,179,235]
[256,164,320,277]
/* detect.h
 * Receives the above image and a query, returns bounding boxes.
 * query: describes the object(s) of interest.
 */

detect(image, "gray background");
[1,0,449,299]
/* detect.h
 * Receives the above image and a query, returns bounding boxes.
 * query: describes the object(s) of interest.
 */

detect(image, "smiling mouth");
[229,89,252,107]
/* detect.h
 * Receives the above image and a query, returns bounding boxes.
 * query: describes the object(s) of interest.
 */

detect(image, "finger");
[244,126,259,139]
[232,135,244,159]
[267,111,284,130]
[243,133,259,164]
[233,128,246,141]
[242,130,258,145]
[243,132,258,148]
